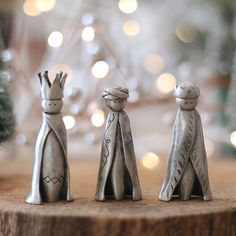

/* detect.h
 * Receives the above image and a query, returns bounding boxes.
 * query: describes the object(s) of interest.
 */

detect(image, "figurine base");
[0,158,236,236]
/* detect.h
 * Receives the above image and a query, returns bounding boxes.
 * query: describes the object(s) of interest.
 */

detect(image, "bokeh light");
[91,61,109,79]
[144,54,165,74]
[82,26,95,42]
[48,64,72,84]
[205,138,214,158]
[230,131,236,148]
[91,109,105,127]
[63,116,76,130]
[81,13,94,25]
[142,152,160,169]
[123,20,140,36]
[70,104,80,115]
[36,0,55,12]
[23,0,42,16]
[156,73,176,94]
[118,0,138,14]
[87,43,99,55]
[176,24,197,43]
[48,31,63,48]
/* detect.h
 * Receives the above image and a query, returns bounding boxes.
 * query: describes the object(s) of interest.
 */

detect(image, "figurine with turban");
[95,87,142,201]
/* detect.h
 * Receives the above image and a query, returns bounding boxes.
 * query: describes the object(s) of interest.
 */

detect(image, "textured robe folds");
[159,109,212,201]
[96,110,142,201]
[26,113,73,204]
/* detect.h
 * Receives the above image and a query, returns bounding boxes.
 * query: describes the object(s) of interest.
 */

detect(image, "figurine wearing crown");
[26,71,73,204]
[159,82,212,201]
[96,87,142,201]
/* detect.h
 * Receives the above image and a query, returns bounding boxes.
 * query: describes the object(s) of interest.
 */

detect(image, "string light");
[144,54,165,74]
[91,61,109,79]
[82,26,95,42]
[155,73,176,94]
[118,0,138,14]
[35,0,55,12]
[230,131,236,148]
[48,31,63,48]
[63,116,76,130]
[23,0,42,16]
[123,20,140,36]
[91,109,105,127]
[142,152,160,169]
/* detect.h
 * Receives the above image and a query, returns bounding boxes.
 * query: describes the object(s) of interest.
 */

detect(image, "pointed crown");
[38,71,67,100]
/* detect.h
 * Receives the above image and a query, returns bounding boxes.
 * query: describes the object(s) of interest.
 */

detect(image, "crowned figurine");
[159,82,212,201]
[95,87,142,201]
[26,71,73,204]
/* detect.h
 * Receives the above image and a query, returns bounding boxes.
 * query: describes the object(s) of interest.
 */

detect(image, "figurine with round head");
[102,87,129,111]
[159,81,212,202]
[174,82,200,110]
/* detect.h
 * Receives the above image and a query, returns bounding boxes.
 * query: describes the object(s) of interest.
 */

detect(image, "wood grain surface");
[0,158,235,236]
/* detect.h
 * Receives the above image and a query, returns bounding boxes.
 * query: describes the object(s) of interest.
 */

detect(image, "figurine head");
[102,87,129,111]
[174,82,200,110]
[38,71,67,114]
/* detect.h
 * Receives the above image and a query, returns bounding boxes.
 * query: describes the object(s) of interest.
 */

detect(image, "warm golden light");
[63,116,76,130]
[144,54,165,74]
[91,61,109,79]
[142,152,160,169]
[205,138,214,158]
[48,64,72,84]
[48,31,63,48]
[176,24,196,43]
[36,0,55,12]
[123,20,140,36]
[230,131,236,148]
[82,26,95,42]
[118,0,138,14]
[156,73,176,94]
[91,109,105,127]
[23,0,41,16]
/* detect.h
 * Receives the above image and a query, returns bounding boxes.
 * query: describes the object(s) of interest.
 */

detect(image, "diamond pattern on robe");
[43,176,65,184]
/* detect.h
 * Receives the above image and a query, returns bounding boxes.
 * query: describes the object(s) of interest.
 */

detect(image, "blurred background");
[0,0,236,169]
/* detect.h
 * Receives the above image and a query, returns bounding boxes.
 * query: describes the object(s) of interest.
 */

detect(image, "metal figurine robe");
[96,87,142,201]
[159,82,212,201]
[26,71,73,205]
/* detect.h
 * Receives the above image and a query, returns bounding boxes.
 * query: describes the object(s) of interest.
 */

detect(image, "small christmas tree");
[0,25,15,143]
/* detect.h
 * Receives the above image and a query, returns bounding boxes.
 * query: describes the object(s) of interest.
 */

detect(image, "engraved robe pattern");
[26,113,73,204]
[96,111,142,201]
[159,109,212,201]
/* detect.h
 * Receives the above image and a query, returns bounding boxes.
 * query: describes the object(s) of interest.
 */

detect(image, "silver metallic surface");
[159,82,212,201]
[96,87,142,201]
[26,71,73,205]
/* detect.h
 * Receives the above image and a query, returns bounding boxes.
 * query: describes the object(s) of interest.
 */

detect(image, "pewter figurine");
[26,71,73,204]
[159,82,212,201]
[96,87,142,201]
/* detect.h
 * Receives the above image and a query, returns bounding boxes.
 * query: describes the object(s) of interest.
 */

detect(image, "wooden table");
[0,158,235,236]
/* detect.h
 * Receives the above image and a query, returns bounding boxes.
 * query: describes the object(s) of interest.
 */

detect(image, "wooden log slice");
[0,158,235,236]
